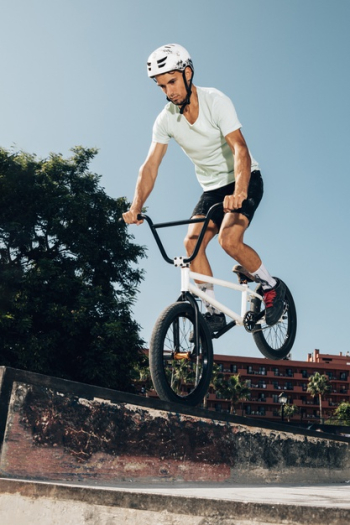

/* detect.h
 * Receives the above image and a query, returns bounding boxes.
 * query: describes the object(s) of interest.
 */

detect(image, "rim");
[258,300,291,351]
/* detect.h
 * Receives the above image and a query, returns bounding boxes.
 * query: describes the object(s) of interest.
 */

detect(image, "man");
[123,43,285,333]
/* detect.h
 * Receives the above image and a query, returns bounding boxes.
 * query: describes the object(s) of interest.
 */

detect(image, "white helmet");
[147,43,194,79]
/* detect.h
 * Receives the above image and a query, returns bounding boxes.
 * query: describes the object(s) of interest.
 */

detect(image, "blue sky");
[1,0,350,362]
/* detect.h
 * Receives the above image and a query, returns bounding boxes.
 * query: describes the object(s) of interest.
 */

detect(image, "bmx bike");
[137,203,297,406]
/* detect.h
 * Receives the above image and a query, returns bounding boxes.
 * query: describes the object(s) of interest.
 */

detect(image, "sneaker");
[203,312,227,335]
[263,280,286,326]
[189,312,226,342]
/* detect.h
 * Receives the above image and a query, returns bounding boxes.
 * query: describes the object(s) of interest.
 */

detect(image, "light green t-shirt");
[152,86,259,191]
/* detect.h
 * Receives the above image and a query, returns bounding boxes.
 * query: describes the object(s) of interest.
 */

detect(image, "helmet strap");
[179,69,193,114]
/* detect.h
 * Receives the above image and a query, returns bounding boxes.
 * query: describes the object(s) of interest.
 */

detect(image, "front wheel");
[149,302,213,406]
[252,279,297,360]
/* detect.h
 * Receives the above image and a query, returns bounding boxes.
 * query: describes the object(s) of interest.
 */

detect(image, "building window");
[245,405,251,415]
[230,364,237,373]
[259,367,266,375]
[272,394,279,403]
[274,368,279,376]
[302,370,308,378]
[247,366,253,374]
[340,372,348,381]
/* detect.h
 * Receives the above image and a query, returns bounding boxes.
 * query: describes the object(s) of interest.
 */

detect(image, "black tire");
[149,302,213,406]
[252,279,297,360]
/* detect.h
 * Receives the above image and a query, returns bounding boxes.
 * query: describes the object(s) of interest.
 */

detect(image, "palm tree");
[170,359,195,395]
[218,374,251,415]
[307,372,330,423]
[280,403,299,422]
[203,363,224,409]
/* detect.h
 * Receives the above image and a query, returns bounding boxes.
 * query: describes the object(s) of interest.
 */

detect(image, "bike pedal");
[232,264,256,284]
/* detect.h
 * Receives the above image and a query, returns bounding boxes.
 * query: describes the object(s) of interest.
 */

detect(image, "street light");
[279,391,288,422]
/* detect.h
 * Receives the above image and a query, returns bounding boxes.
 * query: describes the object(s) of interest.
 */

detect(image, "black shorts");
[191,170,264,230]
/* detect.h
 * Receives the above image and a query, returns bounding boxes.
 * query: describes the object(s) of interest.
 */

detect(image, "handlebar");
[137,203,223,265]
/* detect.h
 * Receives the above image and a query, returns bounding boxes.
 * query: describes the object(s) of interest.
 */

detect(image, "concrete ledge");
[1,367,350,485]
[1,478,350,525]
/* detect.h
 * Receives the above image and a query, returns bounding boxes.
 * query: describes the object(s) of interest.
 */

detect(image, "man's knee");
[184,225,216,255]
[219,229,242,257]
[184,232,198,253]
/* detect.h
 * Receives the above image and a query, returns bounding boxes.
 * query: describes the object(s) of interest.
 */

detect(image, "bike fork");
[177,265,201,354]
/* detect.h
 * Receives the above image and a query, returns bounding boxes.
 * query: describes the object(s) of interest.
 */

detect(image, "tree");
[333,402,350,425]
[169,359,195,395]
[307,372,331,423]
[0,146,145,391]
[217,373,251,415]
[131,353,153,394]
[203,363,224,409]
[279,403,299,422]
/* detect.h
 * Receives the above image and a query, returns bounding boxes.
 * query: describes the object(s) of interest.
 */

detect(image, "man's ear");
[184,66,193,82]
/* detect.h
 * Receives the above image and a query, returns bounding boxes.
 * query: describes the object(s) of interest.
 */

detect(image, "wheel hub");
[243,311,259,333]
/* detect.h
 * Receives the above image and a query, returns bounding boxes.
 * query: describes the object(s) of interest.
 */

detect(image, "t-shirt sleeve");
[152,110,172,144]
[213,94,242,137]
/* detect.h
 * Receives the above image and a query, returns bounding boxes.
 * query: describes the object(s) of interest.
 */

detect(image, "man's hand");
[122,207,143,225]
[223,192,247,213]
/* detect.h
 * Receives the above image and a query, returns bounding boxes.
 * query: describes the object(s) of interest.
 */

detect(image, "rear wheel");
[252,279,297,360]
[149,302,213,406]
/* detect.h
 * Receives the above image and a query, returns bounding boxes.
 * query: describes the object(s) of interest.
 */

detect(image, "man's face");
[155,70,189,106]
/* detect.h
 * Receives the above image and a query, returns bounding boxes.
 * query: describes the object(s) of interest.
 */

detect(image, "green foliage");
[131,353,153,393]
[333,402,350,426]
[169,359,195,395]
[203,363,224,408]
[307,372,331,422]
[279,403,299,422]
[214,373,251,414]
[0,146,146,391]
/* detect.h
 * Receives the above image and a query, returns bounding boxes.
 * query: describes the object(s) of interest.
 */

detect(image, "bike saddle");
[232,264,257,284]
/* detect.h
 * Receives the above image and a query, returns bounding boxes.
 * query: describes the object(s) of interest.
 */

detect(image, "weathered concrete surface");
[1,367,350,485]
[1,478,350,525]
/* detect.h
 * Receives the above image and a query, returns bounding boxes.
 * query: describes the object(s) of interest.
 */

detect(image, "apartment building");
[208,349,350,423]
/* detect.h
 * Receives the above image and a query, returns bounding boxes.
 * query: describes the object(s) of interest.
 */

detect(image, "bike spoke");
[162,315,204,398]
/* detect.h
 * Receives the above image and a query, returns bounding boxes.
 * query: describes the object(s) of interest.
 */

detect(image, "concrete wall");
[0,367,350,485]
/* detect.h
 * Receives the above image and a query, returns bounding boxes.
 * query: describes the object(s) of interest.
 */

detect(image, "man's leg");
[218,212,286,326]
[218,212,261,273]
[184,218,226,333]
[184,217,218,280]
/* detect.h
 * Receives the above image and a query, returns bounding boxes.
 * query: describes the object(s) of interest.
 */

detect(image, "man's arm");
[123,142,168,224]
[223,129,251,212]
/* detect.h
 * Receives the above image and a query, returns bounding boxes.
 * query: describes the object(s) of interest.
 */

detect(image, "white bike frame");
[176,259,264,327]
[138,204,265,330]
